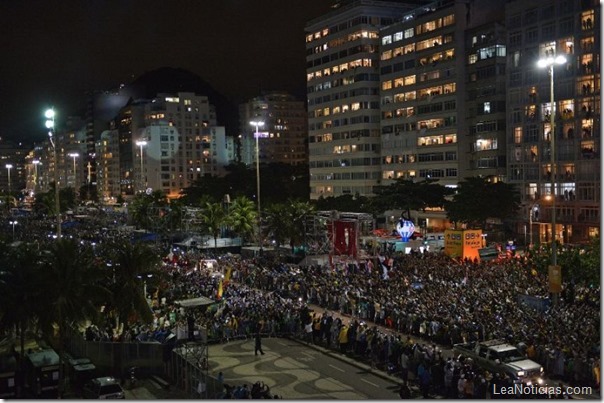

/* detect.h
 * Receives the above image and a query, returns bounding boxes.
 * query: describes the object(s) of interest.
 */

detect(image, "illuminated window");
[581,10,594,30]
[514,127,522,144]
[404,75,416,86]
[382,50,393,60]
[444,134,457,144]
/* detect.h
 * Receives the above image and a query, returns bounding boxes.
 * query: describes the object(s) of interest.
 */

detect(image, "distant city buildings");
[239,91,308,167]
[7,0,599,245]
[305,0,599,242]
[306,1,414,200]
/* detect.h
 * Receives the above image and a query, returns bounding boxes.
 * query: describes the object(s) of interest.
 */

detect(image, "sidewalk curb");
[285,336,412,389]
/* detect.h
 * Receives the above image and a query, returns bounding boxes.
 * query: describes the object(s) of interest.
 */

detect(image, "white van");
[423,233,445,252]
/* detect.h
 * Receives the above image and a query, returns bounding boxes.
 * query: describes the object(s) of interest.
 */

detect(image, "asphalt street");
[208,337,402,399]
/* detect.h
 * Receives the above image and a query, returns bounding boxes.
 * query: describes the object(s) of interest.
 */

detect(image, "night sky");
[0,0,334,144]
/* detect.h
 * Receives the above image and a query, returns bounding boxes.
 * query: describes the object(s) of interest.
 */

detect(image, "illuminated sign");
[445,229,483,260]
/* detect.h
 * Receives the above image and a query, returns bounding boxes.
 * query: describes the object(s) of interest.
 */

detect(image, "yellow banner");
[444,230,464,258]
[548,265,562,293]
[445,229,483,260]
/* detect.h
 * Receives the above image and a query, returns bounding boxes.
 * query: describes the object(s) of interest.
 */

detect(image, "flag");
[224,266,232,286]
[217,279,223,300]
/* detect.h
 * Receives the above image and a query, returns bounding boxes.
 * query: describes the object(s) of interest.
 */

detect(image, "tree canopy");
[445,177,520,229]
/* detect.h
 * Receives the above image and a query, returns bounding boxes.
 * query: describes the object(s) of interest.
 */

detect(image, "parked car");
[453,339,544,385]
[82,377,125,399]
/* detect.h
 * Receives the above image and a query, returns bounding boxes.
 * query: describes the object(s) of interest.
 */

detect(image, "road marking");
[361,378,379,387]
[277,341,288,346]
[328,364,345,372]
[301,351,314,359]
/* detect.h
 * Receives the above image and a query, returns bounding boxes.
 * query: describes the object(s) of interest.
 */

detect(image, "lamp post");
[537,52,566,301]
[87,161,92,185]
[9,220,17,241]
[5,164,12,207]
[249,120,264,247]
[68,152,79,189]
[32,160,41,192]
[528,200,537,249]
[45,108,61,239]
[528,195,552,248]
[135,140,147,193]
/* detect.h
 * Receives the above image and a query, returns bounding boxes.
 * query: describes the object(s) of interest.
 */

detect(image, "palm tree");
[38,238,110,397]
[198,202,226,250]
[265,201,314,253]
[103,240,162,325]
[285,200,314,254]
[226,196,257,244]
[0,242,46,396]
[264,204,289,249]
[163,198,185,233]
[128,190,168,230]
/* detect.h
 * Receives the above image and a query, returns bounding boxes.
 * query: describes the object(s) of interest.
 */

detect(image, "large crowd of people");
[5,211,599,398]
[80,245,599,397]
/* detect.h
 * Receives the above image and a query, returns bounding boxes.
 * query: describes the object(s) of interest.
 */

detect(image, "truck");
[453,339,544,385]
[24,348,60,398]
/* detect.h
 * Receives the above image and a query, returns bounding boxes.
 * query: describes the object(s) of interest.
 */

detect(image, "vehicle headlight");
[540,366,544,373]
[526,381,532,386]
[517,371,525,377]
[537,378,544,385]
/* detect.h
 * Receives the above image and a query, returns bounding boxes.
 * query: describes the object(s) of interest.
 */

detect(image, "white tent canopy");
[174,296,215,308]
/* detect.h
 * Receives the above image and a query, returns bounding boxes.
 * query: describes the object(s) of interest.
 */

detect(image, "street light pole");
[528,195,551,248]
[68,153,79,189]
[5,164,12,208]
[45,108,61,239]
[528,201,535,248]
[135,140,147,193]
[9,220,17,241]
[537,52,566,301]
[249,120,264,247]
[32,160,41,192]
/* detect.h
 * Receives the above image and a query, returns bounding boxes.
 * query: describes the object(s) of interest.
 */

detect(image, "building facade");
[505,0,600,243]
[95,92,234,202]
[239,91,308,166]
[306,0,599,243]
[306,1,416,200]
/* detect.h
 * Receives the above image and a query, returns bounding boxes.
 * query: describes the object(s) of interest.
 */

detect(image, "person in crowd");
[255,331,265,356]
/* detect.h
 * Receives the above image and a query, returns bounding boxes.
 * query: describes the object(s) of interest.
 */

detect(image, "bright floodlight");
[68,152,79,158]
[136,140,147,146]
[5,164,12,169]
[44,109,55,119]
[250,120,265,128]
[45,120,54,129]
[537,55,567,68]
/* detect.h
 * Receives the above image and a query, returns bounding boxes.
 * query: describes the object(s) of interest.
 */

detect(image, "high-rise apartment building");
[464,21,508,182]
[240,92,308,166]
[307,0,599,243]
[505,0,600,243]
[306,1,417,200]
[379,0,504,229]
[97,92,234,202]
[96,128,121,203]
